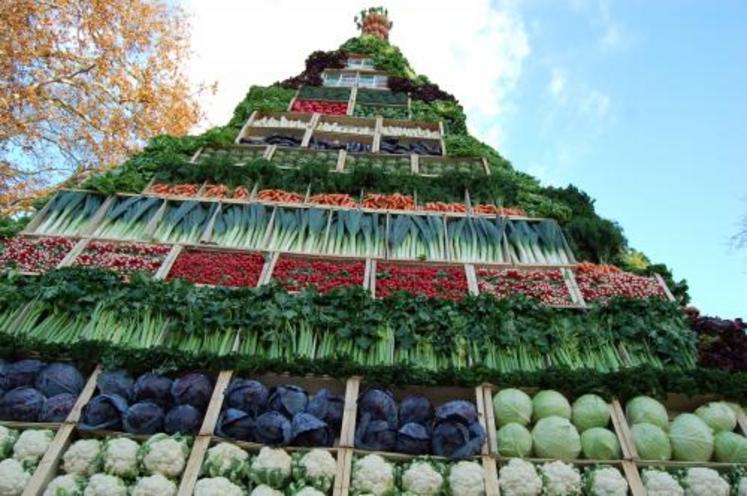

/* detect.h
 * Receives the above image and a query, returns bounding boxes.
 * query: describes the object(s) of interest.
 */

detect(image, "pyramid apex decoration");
[355,7,393,40]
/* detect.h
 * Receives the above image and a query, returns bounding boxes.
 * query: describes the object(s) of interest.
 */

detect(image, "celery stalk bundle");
[211,203,270,249]
[35,191,103,236]
[93,196,162,240]
[10,300,89,344]
[87,306,168,348]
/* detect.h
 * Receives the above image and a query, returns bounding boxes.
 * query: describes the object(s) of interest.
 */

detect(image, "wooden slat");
[483,455,500,496]
[235,110,257,144]
[611,399,639,460]
[80,196,115,236]
[736,405,747,436]
[22,424,75,496]
[335,447,353,496]
[199,203,221,243]
[21,192,57,235]
[482,157,491,175]
[199,370,233,436]
[622,460,645,496]
[340,376,361,448]
[66,365,101,424]
[475,385,491,456]
[654,273,676,302]
[260,251,280,286]
[55,237,91,268]
[372,116,382,153]
[363,258,372,291]
[263,144,277,160]
[336,149,347,172]
[482,385,498,456]
[608,400,635,460]
[411,154,419,174]
[189,147,203,164]
[347,86,357,116]
[177,435,211,496]
[369,259,377,298]
[153,244,183,281]
[287,91,298,112]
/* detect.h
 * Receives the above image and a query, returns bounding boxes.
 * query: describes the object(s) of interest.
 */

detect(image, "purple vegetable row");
[0,359,85,423]
[79,370,214,435]
[355,387,486,459]
[216,378,343,447]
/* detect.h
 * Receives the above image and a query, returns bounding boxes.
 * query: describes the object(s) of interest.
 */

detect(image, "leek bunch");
[93,196,162,240]
[153,201,217,244]
[35,191,103,236]
[388,214,446,260]
[211,204,270,249]
[325,210,385,257]
[266,208,328,253]
[507,220,572,264]
[447,217,506,262]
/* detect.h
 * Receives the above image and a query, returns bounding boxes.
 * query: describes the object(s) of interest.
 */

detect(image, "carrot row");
[577,262,621,275]
[146,184,527,216]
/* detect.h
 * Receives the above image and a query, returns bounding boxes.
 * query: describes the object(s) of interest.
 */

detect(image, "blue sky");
[495,1,747,317]
[184,0,746,316]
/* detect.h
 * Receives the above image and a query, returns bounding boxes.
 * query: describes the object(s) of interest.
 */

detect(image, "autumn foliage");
[0,0,207,213]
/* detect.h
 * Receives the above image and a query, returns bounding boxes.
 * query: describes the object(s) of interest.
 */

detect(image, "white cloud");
[180,0,530,147]
[580,89,611,118]
[548,68,567,103]
[567,0,629,51]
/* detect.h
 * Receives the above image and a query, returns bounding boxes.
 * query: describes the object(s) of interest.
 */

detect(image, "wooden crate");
[346,380,489,457]
[205,372,349,449]
[473,265,583,308]
[482,385,634,461]
[27,427,196,496]
[341,448,499,496]
[494,457,644,496]
[370,259,470,301]
[179,435,345,496]
[614,393,747,464]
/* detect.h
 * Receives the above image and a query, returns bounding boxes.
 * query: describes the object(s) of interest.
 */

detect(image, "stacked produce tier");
[0,8,744,496]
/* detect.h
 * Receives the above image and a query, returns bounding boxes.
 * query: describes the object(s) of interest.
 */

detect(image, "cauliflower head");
[140,434,189,478]
[641,469,683,496]
[448,460,485,496]
[43,474,85,496]
[250,447,292,487]
[103,437,140,479]
[13,429,53,467]
[587,467,628,496]
[83,473,127,496]
[131,473,177,496]
[293,449,337,492]
[203,442,249,481]
[351,454,396,496]
[62,439,102,476]
[293,487,325,496]
[194,476,245,496]
[401,460,445,496]
[682,467,729,496]
[250,484,284,496]
[0,459,31,496]
[0,426,18,460]
[539,461,581,496]
[499,458,542,496]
